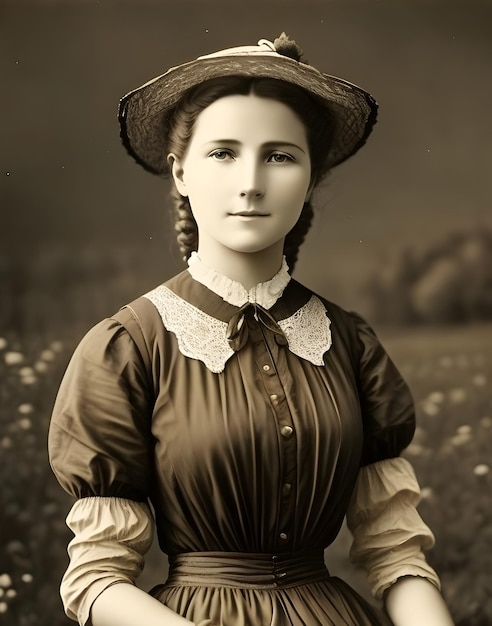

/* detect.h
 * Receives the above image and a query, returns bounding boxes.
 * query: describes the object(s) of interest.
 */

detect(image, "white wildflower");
[420,487,434,500]
[472,374,487,387]
[34,361,49,373]
[40,349,56,362]
[422,401,440,416]
[449,388,467,404]
[0,602,7,614]
[21,574,33,583]
[18,418,31,431]
[4,351,23,365]
[0,437,12,449]
[18,403,34,415]
[450,432,472,446]
[456,425,472,436]
[19,366,35,377]
[428,391,445,404]
[0,574,12,588]
[51,340,63,352]
[473,464,490,477]
[480,416,492,429]
[20,375,37,386]
[0,337,7,350]
[5,589,16,599]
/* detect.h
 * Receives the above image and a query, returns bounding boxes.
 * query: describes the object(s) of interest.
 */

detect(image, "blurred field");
[0,274,491,625]
[326,323,492,625]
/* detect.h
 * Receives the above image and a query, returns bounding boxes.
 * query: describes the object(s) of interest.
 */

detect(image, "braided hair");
[165,76,333,271]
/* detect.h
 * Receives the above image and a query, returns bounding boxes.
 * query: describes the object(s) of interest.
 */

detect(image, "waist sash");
[167,550,330,589]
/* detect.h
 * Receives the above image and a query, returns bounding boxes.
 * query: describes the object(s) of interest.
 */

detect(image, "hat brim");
[118,53,378,175]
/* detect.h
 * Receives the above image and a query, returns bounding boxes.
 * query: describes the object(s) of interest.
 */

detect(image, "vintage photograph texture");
[1,1,491,624]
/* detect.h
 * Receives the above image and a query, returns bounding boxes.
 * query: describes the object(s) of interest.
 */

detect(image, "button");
[280,425,294,438]
[270,394,278,401]
[277,571,287,579]
[282,483,292,497]
[279,532,288,541]
[262,364,271,372]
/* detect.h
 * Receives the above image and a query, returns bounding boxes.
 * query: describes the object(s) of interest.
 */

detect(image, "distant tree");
[366,226,492,325]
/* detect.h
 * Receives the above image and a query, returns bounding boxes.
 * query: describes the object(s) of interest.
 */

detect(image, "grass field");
[1,310,490,625]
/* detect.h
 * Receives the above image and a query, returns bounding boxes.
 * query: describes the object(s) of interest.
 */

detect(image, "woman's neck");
[196,242,285,290]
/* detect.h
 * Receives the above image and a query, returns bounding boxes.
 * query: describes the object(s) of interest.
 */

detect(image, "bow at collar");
[226,302,288,352]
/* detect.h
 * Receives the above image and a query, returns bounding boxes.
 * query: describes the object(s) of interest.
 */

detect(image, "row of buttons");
[259,351,294,552]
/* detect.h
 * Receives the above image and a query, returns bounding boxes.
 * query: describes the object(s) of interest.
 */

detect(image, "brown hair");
[165,76,334,270]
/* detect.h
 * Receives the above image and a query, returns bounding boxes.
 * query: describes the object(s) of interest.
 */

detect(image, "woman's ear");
[167,153,188,197]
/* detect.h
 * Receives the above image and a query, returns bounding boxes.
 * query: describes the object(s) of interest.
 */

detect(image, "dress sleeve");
[61,497,154,625]
[346,457,440,599]
[350,311,415,466]
[347,314,440,598]
[48,318,154,501]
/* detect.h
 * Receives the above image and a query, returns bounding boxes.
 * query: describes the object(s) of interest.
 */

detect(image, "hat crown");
[198,39,277,61]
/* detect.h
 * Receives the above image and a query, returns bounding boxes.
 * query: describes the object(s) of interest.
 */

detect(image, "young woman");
[49,34,455,626]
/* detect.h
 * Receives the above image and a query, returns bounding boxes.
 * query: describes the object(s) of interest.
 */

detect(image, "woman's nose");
[240,188,264,199]
[239,159,265,199]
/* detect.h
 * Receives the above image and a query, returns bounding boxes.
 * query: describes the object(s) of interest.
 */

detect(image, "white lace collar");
[187,252,291,310]
[144,284,332,374]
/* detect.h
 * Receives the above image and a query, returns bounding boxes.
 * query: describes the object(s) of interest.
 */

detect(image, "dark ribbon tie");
[226,302,288,352]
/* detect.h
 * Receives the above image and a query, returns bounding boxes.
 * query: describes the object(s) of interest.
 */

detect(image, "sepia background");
[1,1,491,624]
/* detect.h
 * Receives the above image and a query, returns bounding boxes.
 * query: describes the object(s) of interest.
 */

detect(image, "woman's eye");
[209,150,234,161]
[268,152,294,164]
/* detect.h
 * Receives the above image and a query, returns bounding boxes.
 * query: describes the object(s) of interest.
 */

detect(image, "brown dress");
[49,269,417,626]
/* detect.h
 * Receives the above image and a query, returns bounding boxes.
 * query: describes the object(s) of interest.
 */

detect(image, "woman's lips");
[229,211,269,217]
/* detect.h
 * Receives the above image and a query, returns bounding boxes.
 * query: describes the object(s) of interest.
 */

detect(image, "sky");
[1,0,491,309]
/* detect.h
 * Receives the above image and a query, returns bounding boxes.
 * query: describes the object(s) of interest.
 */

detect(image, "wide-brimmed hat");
[118,33,378,175]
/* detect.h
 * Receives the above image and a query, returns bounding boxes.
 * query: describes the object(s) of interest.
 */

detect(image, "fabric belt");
[167,550,330,589]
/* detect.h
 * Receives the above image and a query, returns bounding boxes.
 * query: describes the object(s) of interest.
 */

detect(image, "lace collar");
[187,252,291,310]
[143,270,332,374]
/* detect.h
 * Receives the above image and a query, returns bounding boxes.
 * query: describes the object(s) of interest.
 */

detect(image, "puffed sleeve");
[61,497,154,625]
[48,318,154,501]
[350,311,415,465]
[346,457,440,599]
[347,313,440,599]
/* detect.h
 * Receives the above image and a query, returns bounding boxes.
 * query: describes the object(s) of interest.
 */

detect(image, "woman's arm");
[90,583,197,626]
[385,577,455,626]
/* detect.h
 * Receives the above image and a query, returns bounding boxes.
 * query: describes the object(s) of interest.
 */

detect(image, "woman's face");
[169,94,312,260]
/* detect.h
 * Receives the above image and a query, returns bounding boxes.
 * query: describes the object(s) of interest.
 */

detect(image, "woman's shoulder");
[289,278,365,334]
[288,278,388,370]
[106,269,190,336]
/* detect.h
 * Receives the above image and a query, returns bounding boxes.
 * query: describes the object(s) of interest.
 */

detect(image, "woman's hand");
[385,577,455,626]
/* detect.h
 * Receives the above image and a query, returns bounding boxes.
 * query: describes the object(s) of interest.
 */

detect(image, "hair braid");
[283,200,314,272]
[171,185,198,261]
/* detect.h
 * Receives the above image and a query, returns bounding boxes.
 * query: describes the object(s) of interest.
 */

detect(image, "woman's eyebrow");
[262,141,306,153]
[202,139,306,153]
